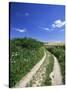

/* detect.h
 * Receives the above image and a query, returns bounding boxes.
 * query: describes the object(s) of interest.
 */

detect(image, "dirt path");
[15,50,63,87]
[50,56,63,85]
[26,51,51,87]
[15,52,46,88]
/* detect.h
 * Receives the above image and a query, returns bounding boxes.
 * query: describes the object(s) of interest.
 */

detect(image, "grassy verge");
[42,51,54,86]
[9,38,44,87]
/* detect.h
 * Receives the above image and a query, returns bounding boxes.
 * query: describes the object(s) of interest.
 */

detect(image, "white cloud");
[59,29,64,32]
[39,27,53,32]
[52,20,65,28]
[44,28,50,31]
[25,12,30,16]
[15,28,26,33]
[39,27,50,31]
[39,19,65,32]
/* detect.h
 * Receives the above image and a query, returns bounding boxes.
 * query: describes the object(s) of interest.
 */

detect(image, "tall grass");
[42,51,54,86]
[46,46,65,84]
[9,38,44,87]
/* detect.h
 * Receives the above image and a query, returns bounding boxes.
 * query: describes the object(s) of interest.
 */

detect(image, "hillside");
[9,38,44,87]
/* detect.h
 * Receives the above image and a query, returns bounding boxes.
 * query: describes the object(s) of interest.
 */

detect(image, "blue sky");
[10,2,65,42]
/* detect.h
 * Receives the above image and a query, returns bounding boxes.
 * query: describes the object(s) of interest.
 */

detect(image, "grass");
[26,50,54,87]
[9,38,44,87]
[46,46,65,84]
[42,51,54,86]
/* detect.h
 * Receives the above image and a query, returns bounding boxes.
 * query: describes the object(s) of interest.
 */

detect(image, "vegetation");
[46,46,65,84]
[9,38,44,87]
[10,39,65,87]
[42,51,54,85]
